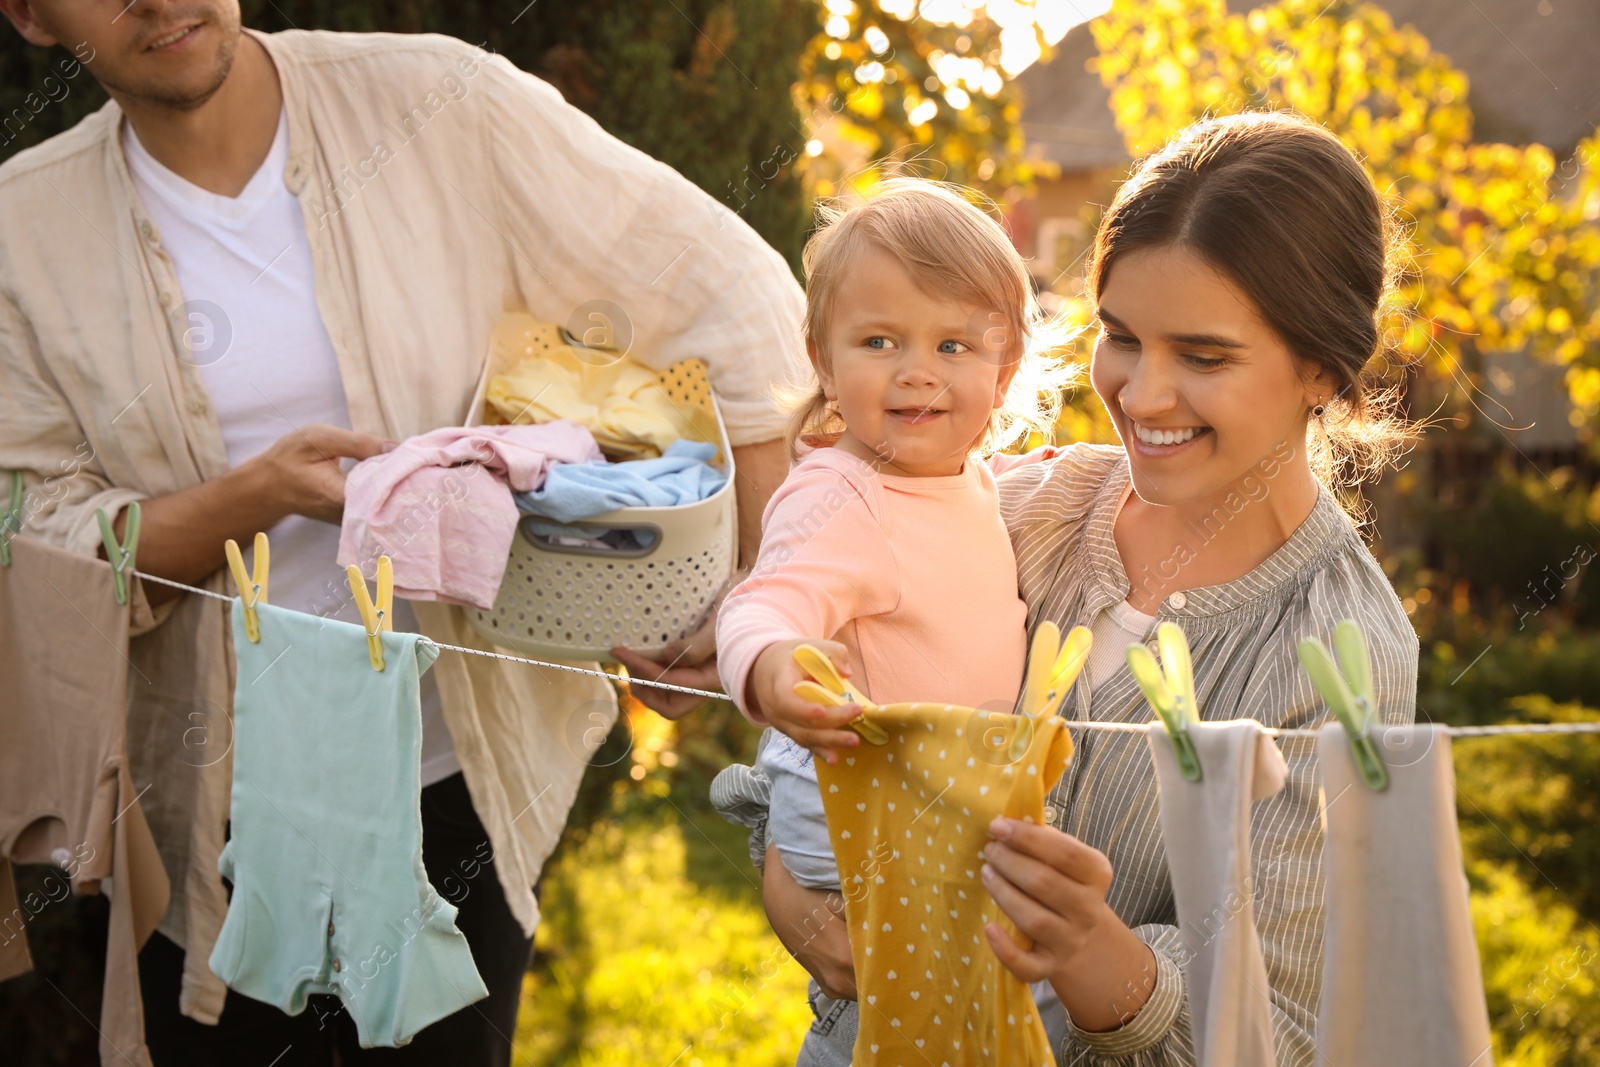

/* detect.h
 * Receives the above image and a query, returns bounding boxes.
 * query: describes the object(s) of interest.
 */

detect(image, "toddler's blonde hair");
[786,177,1073,458]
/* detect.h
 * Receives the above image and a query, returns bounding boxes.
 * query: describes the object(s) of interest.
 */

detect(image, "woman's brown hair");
[1087,111,1410,486]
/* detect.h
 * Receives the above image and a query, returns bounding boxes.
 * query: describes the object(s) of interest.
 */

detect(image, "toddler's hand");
[749,638,863,764]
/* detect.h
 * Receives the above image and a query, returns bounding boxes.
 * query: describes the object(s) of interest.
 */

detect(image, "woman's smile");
[1127,418,1211,455]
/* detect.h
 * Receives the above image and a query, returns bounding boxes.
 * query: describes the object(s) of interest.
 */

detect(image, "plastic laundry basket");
[461,312,737,662]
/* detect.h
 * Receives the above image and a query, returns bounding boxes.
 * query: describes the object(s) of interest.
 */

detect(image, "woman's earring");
[1312,401,1327,419]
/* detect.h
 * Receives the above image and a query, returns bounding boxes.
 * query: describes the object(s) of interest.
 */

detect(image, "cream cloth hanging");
[1316,723,1494,1067]
[1146,720,1287,1067]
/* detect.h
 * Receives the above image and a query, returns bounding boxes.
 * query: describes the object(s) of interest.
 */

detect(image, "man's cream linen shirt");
[0,29,805,1023]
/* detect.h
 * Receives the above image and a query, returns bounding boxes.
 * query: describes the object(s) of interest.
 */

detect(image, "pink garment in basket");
[338,421,602,609]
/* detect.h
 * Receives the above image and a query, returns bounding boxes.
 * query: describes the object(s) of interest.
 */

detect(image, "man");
[0,1,801,1063]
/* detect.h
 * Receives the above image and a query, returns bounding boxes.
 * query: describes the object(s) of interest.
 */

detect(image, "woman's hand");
[749,638,862,764]
[981,817,1158,1033]
[761,844,857,1001]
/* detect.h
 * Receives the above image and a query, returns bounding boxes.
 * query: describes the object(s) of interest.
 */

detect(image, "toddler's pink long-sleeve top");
[718,446,1042,723]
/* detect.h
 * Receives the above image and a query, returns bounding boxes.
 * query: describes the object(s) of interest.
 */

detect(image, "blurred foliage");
[1418,625,1600,728]
[1471,858,1600,1066]
[515,699,811,1066]
[1423,464,1600,629]
[516,814,812,1066]
[0,865,108,1066]
[1086,0,1600,435]
[793,0,1060,199]
[0,0,814,272]
[1455,696,1600,928]
[1412,608,1600,1063]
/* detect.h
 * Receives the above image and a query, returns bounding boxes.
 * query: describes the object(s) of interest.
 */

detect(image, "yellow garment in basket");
[486,342,696,460]
[804,627,1086,1066]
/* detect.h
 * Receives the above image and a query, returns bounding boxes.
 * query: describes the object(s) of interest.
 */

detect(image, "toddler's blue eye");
[865,337,888,349]
[939,340,969,355]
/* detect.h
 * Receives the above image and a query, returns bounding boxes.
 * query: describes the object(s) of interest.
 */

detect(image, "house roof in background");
[1020,0,1600,172]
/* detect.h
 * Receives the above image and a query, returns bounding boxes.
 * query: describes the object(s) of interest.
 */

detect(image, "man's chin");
[101,30,238,112]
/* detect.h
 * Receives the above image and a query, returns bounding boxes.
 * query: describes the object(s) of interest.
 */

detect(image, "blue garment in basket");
[513,439,725,523]
[209,600,487,1048]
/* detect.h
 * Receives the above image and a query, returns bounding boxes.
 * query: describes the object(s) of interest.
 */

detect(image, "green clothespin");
[1127,621,1204,782]
[95,502,141,605]
[0,471,22,567]
[1297,620,1389,792]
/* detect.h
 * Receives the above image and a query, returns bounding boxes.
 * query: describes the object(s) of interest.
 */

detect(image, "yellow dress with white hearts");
[803,626,1087,1066]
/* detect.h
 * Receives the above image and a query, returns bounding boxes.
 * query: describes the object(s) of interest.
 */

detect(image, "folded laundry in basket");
[513,440,726,523]
[339,421,602,610]
[485,345,695,460]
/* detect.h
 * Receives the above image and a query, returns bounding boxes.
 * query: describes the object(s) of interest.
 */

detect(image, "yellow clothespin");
[1127,621,1204,782]
[224,532,270,643]
[347,556,394,672]
[1021,621,1093,720]
[791,644,889,745]
[1012,621,1092,760]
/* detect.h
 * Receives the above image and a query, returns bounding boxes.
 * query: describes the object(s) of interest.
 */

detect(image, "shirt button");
[140,220,155,241]
[1043,804,1059,826]
[332,958,342,972]
[188,399,208,416]
[1167,591,1188,610]
[1147,639,1160,655]
[328,922,335,936]
[158,291,173,308]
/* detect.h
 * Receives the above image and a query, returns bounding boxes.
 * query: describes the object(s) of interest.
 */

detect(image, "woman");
[729,111,1420,1065]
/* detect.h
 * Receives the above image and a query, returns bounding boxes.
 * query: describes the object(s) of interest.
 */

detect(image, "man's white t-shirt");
[123,111,461,786]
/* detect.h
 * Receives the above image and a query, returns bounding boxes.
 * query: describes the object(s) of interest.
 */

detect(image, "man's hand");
[105,423,396,606]
[247,424,395,525]
[610,611,722,720]
[748,638,862,764]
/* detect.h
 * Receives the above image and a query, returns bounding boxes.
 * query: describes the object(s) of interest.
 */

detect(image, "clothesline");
[133,569,1600,740]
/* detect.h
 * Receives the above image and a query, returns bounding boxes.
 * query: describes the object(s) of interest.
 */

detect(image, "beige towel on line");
[1317,723,1494,1067]
[0,534,170,1067]
[1147,719,1288,1067]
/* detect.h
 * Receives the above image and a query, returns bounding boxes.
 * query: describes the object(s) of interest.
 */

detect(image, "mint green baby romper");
[209,600,488,1047]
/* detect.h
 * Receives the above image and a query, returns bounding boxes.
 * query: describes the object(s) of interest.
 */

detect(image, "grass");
[513,702,813,1067]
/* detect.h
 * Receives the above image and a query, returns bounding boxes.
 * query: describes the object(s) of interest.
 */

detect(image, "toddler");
[717,177,1068,909]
